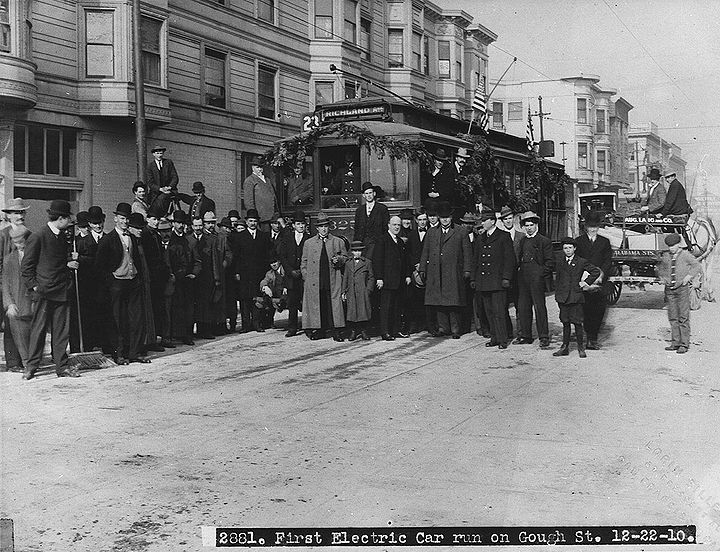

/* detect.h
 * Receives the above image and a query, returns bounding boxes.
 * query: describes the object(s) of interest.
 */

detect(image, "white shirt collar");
[47,221,61,236]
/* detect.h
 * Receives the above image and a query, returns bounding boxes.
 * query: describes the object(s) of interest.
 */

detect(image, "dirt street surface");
[2,267,720,551]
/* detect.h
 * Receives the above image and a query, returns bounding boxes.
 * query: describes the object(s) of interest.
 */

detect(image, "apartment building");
[0,0,495,225]
[490,75,633,193]
[628,122,687,196]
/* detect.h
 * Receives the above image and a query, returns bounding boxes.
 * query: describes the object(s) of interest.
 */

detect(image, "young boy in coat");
[257,257,287,330]
[553,237,601,358]
[342,240,375,341]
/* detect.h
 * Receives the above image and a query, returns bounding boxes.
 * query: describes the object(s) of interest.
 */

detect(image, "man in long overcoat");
[234,208,271,332]
[244,157,277,225]
[472,208,516,349]
[188,213,221,339]
[301,212,348,341]
[167,210,200,345]
[418,202,472,338]
[218,217,240,332]
[277,210,309,337]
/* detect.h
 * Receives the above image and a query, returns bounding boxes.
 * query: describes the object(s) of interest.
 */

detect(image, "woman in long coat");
[301,214,348,337]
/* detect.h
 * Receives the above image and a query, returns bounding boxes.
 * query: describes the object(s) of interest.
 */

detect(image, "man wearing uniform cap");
[471,208,516,349]
[514,211,554,348]
[21,200,79,379]
[656,233,701,354]
[96,203,149,365]
[496,205,522,339]
[146,145,179,201]
[277,210,309,337]
[1,198,31,371]
[422,148,456,212]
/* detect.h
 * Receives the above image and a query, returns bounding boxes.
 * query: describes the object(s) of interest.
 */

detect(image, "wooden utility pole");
[560,141,567,165]
[535,96,550,141]
[132,0,147,183]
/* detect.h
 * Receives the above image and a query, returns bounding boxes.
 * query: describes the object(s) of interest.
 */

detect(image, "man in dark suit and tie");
[234,208,271,332]
[406,208,432,334]
[21,200,79,380]
[575,210,613,350]
[278,210,309,337]
[146,145,179,201]
[96,203,149,365]
[373,216,412,340]
[353,181,389,260]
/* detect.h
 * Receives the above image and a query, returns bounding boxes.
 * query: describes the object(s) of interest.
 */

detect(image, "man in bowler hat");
[277,210,309,337]
[21,200,79,379]
[96,203,149,365]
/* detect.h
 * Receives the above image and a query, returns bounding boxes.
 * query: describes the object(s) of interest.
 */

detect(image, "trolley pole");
[132,0,147,183]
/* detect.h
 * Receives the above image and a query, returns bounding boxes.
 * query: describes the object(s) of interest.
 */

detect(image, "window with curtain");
[343,0,356,42]
[597,150,606,175]
[577,98,587,124]
[85,10,114,77]
[596,109,606,133]
[388,29,403,67]
[204,48,226,108]
[412,32,421,71]
[140,16,162,85]
[315,81,334,105]
[315,0,333,38]
[438,40,450,78]
[508,102,522,120]
[360,18,370,61]
[492,102,503,128]
[258,64,277,119]
[578,143,588,169]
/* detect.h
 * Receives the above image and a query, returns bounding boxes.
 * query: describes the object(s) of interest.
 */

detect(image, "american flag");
[472,79,488,133]
[526,106,535,151]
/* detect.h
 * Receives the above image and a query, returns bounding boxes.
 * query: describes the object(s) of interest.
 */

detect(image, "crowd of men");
[1,144,698,380]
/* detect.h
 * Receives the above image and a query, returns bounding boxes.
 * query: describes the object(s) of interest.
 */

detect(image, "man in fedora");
[278,210,309,337]
[641,168,666,215]
[301,212,348,341]
[353,181,389,260]
[146,145,179,202]
[514,211,554,348]
[576,210,613,349]
[244,156,278,227]
[422,148,456,211]
[21,200,79,379]
[419,201,472,339]
[0,198,31,371]
[471,207,516,349]
[234,208,271,332]
[96,203,149,365]
[187,181,216,221]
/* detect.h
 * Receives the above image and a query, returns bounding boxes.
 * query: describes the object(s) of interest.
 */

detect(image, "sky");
[450,0,720,197]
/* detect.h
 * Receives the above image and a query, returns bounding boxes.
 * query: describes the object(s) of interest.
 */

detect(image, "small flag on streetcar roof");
[526,106,535,151]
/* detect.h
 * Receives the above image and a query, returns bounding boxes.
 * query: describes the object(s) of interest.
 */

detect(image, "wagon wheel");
[606,281,622,305]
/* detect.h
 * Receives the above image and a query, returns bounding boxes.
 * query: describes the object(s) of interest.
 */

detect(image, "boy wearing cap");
[656,233,701,354]
[342,241,375,341]
[146,145,179,201]
[21,200,79,379]
[1,198,31,371]
[552,238,601,358]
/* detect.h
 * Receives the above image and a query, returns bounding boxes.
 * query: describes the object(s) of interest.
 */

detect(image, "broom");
[69,238,116,370]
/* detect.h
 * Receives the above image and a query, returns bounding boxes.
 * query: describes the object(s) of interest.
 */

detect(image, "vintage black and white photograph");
[1,0,719,550]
